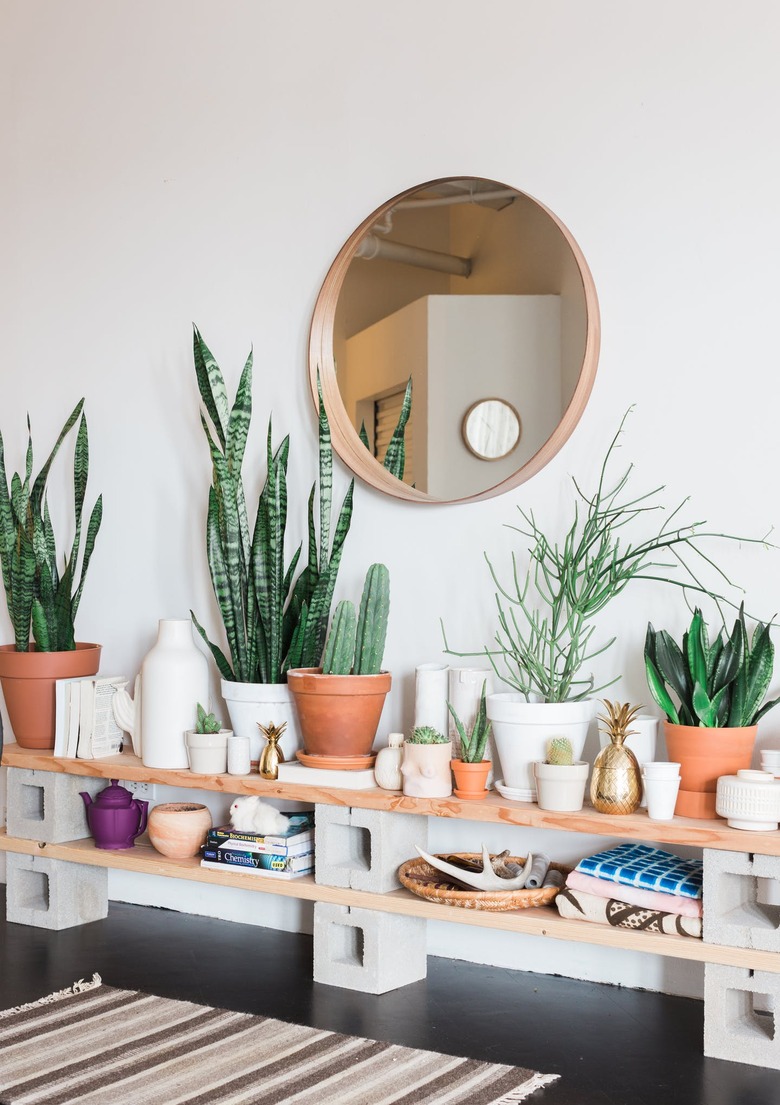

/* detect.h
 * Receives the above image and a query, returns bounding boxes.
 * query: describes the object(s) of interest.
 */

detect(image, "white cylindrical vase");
[414,664,449,737]
[140,620,209,769]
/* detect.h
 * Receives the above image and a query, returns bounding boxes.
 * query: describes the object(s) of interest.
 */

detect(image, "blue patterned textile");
[576,842,703,899]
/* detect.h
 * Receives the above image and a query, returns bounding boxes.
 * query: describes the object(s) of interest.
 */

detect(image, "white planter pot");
[221,679,301,764]
[401,741,453,798]
[184,729,230,775]
[487,696,594,801]
[534,761,589,812]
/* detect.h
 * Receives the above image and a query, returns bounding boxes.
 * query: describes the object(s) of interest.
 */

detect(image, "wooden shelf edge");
[3,745,780,854]
[1,829,777,973]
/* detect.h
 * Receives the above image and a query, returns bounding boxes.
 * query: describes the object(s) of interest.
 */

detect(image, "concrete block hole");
[21,784,45,822]
[332,924,365,968]
[17,869,49,912]
[331,824,371,873]
[728,988,776,1041]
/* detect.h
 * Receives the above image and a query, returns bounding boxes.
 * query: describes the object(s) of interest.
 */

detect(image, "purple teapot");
[81,779,149,850]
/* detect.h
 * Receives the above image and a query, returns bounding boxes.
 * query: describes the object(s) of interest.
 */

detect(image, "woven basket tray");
[398,853,568,912]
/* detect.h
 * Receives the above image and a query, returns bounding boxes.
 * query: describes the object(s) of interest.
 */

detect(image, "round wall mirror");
[309,177,600,504]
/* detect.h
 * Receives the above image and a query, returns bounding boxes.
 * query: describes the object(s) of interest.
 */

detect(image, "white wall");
[3,0,780,999]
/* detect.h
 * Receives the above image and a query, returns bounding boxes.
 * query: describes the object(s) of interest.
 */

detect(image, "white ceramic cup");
[642,773,681,821]
[642,761,682,780]
[227,733,251,776]
[760,750,780,774]
[185,730,228,775]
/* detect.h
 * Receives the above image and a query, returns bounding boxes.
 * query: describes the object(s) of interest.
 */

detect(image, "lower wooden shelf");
[1,829,774,972]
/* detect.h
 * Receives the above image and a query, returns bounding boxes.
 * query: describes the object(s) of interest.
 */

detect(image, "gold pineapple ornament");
[590,700,643,815]
[258,721,287,780]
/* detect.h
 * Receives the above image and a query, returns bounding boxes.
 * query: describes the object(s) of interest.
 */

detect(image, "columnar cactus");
[321,600,357,675]
[353,563,390,675]
[546,737,574,766]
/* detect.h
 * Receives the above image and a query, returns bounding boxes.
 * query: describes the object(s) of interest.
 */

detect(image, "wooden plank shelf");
[4,744,779,855]
[0,828,768,972]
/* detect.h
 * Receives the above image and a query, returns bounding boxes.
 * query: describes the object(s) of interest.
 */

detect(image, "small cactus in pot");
[402,726,453,799]
[533,735,589,813]
[287,564,392,762]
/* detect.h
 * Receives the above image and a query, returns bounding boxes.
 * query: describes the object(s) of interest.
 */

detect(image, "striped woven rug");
[0,976,557,1104]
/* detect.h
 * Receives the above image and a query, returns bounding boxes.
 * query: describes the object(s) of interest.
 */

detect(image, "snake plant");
[645,606,780,728]
[358,376,412,481]
[0,400,103,652]
[190,327,354,684]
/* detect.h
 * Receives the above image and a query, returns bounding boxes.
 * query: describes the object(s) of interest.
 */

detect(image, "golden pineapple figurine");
[590,700,643,815]
[258,721,287,780]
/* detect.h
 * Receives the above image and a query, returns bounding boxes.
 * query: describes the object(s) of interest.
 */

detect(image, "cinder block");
[6,768,103,844]
[313,901,427,993]
[705,963,780,1069]
[6,854,108,930]
[703,849,780,951]
[314,804,427,893]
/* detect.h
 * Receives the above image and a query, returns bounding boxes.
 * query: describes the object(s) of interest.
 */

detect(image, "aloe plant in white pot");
[189,327,354,762]
[444,410,762,801]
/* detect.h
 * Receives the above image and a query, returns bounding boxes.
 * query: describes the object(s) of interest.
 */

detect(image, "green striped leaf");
[30,399,83,513]
[317,376,331,575]
[71,495,102,625]
[382,376,412,480]
[191,611,235,681]
[193,327,229,450]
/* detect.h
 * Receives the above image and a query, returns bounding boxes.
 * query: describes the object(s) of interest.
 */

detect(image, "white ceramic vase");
[487,696,594,801]
[113,619,209,770]
[414,664,449,736]
[221,679,301,763]
[374,732,404,790]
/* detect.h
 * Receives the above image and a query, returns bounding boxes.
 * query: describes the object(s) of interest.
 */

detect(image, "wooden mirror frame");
[308,177,601,505]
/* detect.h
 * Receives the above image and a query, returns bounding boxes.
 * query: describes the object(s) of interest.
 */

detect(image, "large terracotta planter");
[451,759,491,800]
[286,668,391,758]
[0,643,101,750]
[664,722,757,819]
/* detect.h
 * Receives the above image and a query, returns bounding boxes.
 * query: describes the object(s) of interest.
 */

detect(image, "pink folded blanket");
[557,887,702,939]
[566,870,702,918]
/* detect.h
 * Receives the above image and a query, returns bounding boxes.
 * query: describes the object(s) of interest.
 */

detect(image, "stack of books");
[200,812,315,880]
[53,675,128,759]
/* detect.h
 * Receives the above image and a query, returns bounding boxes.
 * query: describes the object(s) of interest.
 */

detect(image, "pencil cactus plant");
[190,327,354,684]
[320,563,390,676]
[0,400,103,651]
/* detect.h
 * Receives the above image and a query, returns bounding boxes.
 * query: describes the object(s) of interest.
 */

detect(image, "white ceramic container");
[642,761,682,780]
[185,729,229,774]
[414,664,449,737]
[401,740,453,798]
[374,732,404,790]
[534,761,589,812]
[221,679,301,763]
[487,696,593,801]
[226,733,251,776]
[642,773,681,821]
[716,769,780,831]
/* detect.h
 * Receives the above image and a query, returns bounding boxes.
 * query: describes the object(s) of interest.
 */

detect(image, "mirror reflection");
[315,177,598,503]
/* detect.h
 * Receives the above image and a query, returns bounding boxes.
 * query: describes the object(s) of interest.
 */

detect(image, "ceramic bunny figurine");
[229,796,290,835]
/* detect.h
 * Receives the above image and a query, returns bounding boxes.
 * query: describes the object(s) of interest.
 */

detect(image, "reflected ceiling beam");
[354,233,472,277]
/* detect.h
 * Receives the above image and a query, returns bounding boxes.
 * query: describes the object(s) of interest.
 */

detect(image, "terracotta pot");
[451,759,492,800]
[147,802,212,859]
[286,668,391,757]
[664,722,757,819]
[0,643,101,750]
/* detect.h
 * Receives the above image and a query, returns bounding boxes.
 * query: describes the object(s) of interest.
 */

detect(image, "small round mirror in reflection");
[310,177,600,504]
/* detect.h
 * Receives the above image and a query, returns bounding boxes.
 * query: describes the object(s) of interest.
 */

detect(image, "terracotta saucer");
[296,750,377,771]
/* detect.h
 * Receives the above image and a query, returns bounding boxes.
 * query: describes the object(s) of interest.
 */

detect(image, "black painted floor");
[0,889,778,1105]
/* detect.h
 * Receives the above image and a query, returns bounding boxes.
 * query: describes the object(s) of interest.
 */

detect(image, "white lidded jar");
[114,620,209,769]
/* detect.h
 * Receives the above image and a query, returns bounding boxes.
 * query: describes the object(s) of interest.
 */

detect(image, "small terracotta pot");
[286,668,391,757]
[451,759,491,800]
[147,802,212,859]
[664,722,757,819]
[0,643,101,749]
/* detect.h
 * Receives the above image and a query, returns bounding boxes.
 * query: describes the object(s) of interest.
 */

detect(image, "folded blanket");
[575,842,703,899]
[566,870,703,917]
[556,886,702,939]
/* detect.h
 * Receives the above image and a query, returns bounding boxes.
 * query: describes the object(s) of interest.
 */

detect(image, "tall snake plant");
[0,400,103,651]
[359,376,412,481]
[190,327,354,684]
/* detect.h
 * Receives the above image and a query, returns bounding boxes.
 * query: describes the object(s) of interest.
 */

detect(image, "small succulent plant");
[448,680,492,763]
[195,703,222,734]
[407,725,449,745]
[546,737,574,766]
